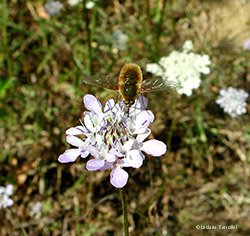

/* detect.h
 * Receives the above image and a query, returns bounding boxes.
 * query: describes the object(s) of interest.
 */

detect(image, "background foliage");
[0,0,249,235]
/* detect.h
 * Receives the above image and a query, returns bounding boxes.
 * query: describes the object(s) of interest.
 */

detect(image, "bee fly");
[83,63,179,107]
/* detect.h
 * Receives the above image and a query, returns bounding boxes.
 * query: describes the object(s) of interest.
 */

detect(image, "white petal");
[84,115,95,132]
[66,126,85,135]
[86,159,105,171]
[0,187,4,194]
[136,128,151,142]
[104,99,115,112]
[110,167,129,188]
[66,135,85,147]
[86,146,102,159]
[80,149,89,158]
[83,94,102,115]
[5,184,14,195]
[141,139,167,156]
[58,149,81,163]
[123,139,134,152]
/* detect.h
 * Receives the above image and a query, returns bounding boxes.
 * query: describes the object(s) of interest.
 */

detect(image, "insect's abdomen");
[118,63,143,106]
[124,81,137,98]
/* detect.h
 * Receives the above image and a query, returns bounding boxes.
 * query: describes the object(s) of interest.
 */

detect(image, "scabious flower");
[111,30,129,51]
[146,40,211,96]
[0,184,14,210]
[216,87,248,117]
[242,38,250,52]
[58,95,166,188]
[45,1,63,16]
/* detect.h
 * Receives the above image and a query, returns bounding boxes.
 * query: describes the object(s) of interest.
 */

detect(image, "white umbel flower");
[0,184,14,210]
[146,40,211,96]
[182,40,194,52]
[216,87,248,117]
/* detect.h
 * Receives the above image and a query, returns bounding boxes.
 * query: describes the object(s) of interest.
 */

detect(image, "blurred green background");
[0,0,249,235]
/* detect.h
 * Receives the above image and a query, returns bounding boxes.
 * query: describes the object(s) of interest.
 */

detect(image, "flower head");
[58,95,166,188]
[31,202,42,214]
[86,1,95,9]
[111,30,129,52]
[216,87,248,117]
[0,184,14,210]
[146,40,211,96]
[45,1,63,16]
[68,0,82,6]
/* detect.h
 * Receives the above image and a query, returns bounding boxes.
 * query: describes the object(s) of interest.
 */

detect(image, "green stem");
[120,189,129,236]
[1,0,13,78]
[154,0,167,54]
[83,0,97,75]
[167,92,177,151]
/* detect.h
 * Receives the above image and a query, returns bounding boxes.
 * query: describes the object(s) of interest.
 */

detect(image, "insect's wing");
[83,75,119,90]
[141,76,180,92]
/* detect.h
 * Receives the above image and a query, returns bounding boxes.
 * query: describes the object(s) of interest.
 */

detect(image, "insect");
[83,63,179,107]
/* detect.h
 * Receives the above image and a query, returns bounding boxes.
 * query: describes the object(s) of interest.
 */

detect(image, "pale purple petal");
[66,126,85,135]
[136,110,154,127]
[110,167,129,188]
[99,161,113,170]
[83,94,102,115]
[141,139,167,156]
[125,150,144,168]
[129,95,148,115]
[105,153,116,162]
[86,159,105,171]
[66,135,85,147]
[6,199,14,207]
[138,95,148,108]
[58,149,81,163]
